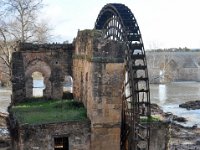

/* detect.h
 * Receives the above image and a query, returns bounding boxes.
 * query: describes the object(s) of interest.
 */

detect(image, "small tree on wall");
[0,0,51,85]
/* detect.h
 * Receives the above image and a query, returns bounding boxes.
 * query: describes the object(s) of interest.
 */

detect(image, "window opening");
[54,137,69,150]
[32,71,45,97]
[63,76,73,93]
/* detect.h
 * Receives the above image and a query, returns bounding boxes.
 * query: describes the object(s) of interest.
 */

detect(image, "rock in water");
[173,116,187,122]
[179,100,200,110]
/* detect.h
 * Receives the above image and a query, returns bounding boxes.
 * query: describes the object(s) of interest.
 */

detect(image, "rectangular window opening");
[54,137,69,150]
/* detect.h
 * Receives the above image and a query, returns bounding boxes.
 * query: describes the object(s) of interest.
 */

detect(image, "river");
[151,81,200,127]
[0,81,200,127]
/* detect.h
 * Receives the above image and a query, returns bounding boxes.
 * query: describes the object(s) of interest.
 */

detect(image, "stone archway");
[25,60,51,99]
[12,43,73,103]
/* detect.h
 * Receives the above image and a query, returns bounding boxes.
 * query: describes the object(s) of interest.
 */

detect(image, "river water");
[151,82,200,127]
[0,81,200,127]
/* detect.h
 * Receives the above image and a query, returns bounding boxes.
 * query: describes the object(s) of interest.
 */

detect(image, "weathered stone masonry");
[10,30,170,150]
[73,30,170,150]
[11,121,90,150]
[73,30,126,150]
[12,43,73,103]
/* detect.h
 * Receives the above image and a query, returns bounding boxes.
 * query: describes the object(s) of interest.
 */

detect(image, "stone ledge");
[92,123,120,128]
[18,42,74,51]
[73,55,124,63]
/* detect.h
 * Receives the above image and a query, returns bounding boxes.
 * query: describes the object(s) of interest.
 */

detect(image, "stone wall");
[12,43,73,103]
[11,121,90,150]
[12,52,26,102]
[73,30,125,150]
[149,123,170,150]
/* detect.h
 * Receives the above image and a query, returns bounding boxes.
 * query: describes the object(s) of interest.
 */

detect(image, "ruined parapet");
[17,42,74,51]
[73,29,125,150]
[12,43,74,103]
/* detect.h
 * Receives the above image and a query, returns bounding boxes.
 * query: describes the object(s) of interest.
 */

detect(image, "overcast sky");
[42,0,200,49]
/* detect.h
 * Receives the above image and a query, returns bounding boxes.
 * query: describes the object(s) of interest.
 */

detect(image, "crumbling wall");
[149,123,170,150]
[12,43,73,103]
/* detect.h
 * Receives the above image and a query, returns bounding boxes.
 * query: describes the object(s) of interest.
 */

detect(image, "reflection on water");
[151,82,200,127]
[158,84,166,104]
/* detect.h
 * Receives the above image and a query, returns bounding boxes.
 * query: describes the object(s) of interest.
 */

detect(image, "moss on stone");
[140,115,161,123]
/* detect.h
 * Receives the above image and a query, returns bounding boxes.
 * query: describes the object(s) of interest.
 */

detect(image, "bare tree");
[33,21,51,44]
[0,0,51,85]
[0,25,16,80]
[147,49,176,83]
[1,0,50,42]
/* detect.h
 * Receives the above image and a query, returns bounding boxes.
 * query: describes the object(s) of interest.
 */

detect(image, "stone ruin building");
[9,3,170,150]
[12,43,73,102]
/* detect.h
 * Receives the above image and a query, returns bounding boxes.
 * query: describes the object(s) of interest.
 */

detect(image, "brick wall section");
[12,43,73,103]
[11,121,90,150]
[73,30,125,150]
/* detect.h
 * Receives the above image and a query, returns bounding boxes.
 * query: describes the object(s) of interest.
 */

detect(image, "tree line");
[147,47,200,52]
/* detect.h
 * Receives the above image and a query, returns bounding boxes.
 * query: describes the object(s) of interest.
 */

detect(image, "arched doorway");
[25,60,51,99]
[32,71,45,97]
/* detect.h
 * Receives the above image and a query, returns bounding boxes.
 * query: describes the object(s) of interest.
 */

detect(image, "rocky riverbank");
[151,103,200,150]
[169,124,200,150]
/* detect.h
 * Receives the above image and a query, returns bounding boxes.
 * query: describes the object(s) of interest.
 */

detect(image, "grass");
[140,115,161,123]
[10,99,87,125]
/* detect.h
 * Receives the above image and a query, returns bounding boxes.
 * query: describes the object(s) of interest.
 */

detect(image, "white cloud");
[41,0,200,48]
